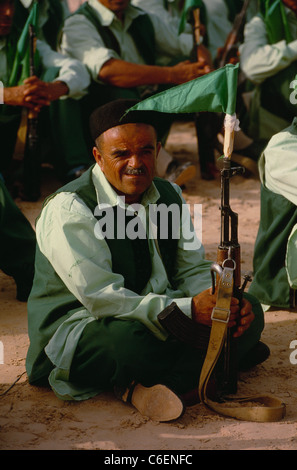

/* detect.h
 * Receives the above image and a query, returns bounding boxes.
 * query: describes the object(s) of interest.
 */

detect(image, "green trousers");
[0,112,21,173]
[0,178,36,283]
[69,293,264,396]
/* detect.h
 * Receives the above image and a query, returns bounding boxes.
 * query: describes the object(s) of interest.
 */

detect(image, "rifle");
[210,151,252,395]
[157,161,250,397]
[157,117,251,398]
[217,0,251,68]
[22,23,40,201]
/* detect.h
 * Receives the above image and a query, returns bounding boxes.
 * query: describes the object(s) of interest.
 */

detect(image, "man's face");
[93,123,161,204]
[0,0,15,37]
[98,0,130,15]
[282,0,297,14]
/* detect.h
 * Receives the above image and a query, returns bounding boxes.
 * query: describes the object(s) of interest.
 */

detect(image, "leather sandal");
[117,382,185,422]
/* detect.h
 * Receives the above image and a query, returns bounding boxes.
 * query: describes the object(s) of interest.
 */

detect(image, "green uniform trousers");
[69,292,264,396]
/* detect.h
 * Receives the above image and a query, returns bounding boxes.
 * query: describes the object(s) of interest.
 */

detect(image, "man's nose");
[128,154,142,167]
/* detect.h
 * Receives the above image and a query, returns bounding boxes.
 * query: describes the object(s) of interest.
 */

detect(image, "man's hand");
[233,297,255,338]
[196,44,214,70]
[192,288,254,338]
[168,58,212,84]
[99,57,212,89]
[3,76,69,112]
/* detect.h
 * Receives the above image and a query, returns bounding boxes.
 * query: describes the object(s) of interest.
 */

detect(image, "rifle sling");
[198,266,286,422]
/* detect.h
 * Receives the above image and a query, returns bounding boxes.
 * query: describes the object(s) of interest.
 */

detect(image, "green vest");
[249,184,297,308]
[74,2,156,65]
[26,167,183,384]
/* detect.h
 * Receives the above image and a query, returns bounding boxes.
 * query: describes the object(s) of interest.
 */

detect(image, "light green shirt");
[60,0,193,79]
[38,164,212,399]
[258,117,297,298]
[1,0,89,96]
[0,38,90,97]
[36,40,90,98]
[239,9,297,85]
[131,0,192,35]
[259,117,297,207]
[132,0,258,60]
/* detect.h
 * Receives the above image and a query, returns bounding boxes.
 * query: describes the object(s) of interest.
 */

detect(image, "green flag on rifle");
[125,63,239,157]
[9,0,39,87]
[126,63,238,116]
[179,0,204,34]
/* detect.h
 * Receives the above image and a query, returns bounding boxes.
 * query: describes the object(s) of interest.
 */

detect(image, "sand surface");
[1,120,297,451]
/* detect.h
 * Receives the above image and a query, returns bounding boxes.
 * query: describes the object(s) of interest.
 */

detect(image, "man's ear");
[93,146,102,168]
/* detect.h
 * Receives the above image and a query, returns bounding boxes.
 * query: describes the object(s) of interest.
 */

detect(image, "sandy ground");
[1,120,297,451]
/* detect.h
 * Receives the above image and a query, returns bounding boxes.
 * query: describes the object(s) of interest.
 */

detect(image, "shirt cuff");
[286,39,297,61]
[170,297,193,318]
[84,49,119,82]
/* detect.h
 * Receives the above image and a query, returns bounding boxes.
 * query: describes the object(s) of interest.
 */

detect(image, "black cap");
[89,98,172,141]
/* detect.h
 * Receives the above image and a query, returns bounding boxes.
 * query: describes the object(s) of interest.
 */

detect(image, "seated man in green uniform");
[249,117,297,311]
[26,98,269,421]
[60,0,213,185]
[1,0,91,191]
[239,0,297,155]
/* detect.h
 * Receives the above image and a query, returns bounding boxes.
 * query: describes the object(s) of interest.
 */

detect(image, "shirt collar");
[18,0,33,7]
[88,0,144,27]
[91,163,160,210]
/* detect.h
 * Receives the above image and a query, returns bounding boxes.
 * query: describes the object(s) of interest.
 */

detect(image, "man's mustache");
[124,167,146,175]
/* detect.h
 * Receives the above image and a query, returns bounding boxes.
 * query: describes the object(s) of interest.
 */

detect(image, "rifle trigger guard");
[210,262,223,295]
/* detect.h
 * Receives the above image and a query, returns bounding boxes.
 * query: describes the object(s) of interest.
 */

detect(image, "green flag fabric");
[9,1,39,87]
[178,0,204,34]
[125,64,239,117]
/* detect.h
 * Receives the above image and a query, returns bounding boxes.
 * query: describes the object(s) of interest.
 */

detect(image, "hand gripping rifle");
[22,23,40,201]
